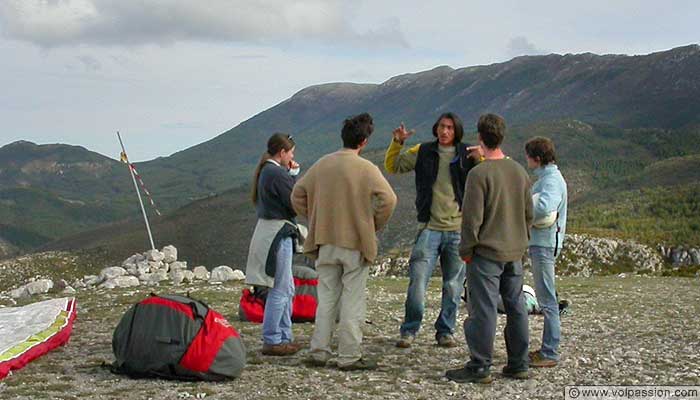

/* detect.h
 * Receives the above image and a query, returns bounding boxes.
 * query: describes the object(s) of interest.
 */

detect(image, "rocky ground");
[1,273,699,400]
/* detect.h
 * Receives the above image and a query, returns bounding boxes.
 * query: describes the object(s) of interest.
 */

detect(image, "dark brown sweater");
[459,158,533,262]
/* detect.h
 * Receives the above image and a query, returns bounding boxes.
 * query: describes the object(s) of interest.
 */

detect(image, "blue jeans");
[529,246,561,360]
[262,237,294,345]
[400,229,466,338]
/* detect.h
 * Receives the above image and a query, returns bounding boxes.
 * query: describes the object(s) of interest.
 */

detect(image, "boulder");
[169,261,187,271]
[122,253,146,267]
[100,276,140,289]
[182,270,195,283]
[99,266,127,282]
[193,266,210,281]
[230,269,246,281]
[146,270,168,285]
[62,286,77,294]
[170,270,185,285]
[145,249,165,262]
[162,245,178,263]
[26,279,54,296]
[72,278,87,289]
[690,249,700,265]
[148,261,165,273]
[83,275,102,286]
[210,266,237,282]
[8,286,29,299]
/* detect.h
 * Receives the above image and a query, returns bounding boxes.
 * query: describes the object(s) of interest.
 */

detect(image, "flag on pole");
[119,150,161,216]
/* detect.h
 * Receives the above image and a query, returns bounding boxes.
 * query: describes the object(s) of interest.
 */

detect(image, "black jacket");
[414,141,477,223]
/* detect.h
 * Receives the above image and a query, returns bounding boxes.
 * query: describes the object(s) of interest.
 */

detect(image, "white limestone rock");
[83,275,102,286]
[209,266,241,282]
[182,270,195,283]
[62,286,77,294]
[100,276,140,289]
[193,266,210,281]
[169,261,187,271]
[99,267,127,282]
[26,279,54,296]
[162,245,178,263]
[170,270,185,285]
[145,249,165,262]
[8,286,29,299]
[122,253,146,268]
[230,269,246,281]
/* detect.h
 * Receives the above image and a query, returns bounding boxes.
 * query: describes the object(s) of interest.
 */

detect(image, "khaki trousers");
[309,244,369,367]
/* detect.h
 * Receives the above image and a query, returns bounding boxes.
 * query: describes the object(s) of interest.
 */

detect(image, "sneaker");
[445,366,493,384]
[396,334,415,348]
[261,343,300,356]
[529,351,558,368]
[502,365,529,380]
[338,358,378,371]
[436,334,459,348]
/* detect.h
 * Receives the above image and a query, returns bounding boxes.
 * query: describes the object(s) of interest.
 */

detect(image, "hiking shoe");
[529,351,558,368]
[502,365,529,380]
[436,334,459,348]
[261,343,300,356]
[396,334,415,348]
[445,367,493,384]
[338,358,378,371]
[304,356,329,367]
[287,341,303,352]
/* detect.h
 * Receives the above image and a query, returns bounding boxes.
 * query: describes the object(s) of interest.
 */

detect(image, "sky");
[0,0,698,161]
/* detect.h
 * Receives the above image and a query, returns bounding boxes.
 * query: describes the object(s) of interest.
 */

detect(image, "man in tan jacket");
[292,112,397,370]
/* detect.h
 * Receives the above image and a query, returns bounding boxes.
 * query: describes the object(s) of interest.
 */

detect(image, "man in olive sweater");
[292,113,397,371]
[446,114,534,384]
[384,113,479,349]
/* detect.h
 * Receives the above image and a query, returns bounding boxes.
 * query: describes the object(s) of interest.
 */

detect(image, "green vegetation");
[570,184,700,247]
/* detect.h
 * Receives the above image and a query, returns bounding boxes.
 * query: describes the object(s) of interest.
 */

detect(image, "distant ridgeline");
[1,45,699,264]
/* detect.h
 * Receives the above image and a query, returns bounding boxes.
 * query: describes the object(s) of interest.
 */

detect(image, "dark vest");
[414,141,476,223]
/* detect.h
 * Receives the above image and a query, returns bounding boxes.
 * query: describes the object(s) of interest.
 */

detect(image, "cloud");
[506,36,547,58]
[0,0,408,49]
[76,54,101,71]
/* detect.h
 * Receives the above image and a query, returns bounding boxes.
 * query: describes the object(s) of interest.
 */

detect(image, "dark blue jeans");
[464,254,529,371]
[400,229,466,339]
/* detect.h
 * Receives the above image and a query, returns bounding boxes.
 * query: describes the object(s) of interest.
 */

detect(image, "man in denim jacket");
[525,137,568,368]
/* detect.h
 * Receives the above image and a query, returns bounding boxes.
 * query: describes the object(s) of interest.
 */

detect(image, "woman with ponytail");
[245,133,302,356]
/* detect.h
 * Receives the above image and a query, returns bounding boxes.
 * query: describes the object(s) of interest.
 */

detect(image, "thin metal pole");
[117,131,156,250]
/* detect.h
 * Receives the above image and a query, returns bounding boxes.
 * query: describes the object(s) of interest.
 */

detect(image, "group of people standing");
[245,111,568,383]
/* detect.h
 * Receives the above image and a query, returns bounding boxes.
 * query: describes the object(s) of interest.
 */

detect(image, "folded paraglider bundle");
[111,294,246,381]
[239,264,318,323]
[0,297,77,380]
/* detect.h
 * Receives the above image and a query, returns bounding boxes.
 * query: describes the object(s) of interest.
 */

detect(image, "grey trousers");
[309,245,369,367]
[464,254,529,371]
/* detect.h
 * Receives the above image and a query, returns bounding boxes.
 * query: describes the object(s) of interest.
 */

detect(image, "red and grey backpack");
[111,294,246,381]
[239,265,318,323]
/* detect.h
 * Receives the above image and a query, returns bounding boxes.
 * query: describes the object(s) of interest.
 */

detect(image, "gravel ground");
[1,275,699,400]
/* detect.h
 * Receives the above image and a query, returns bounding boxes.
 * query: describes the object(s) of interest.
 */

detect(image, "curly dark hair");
[341,113,374,149]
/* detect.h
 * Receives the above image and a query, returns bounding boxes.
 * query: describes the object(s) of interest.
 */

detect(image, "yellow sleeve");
[384,139,420,174]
